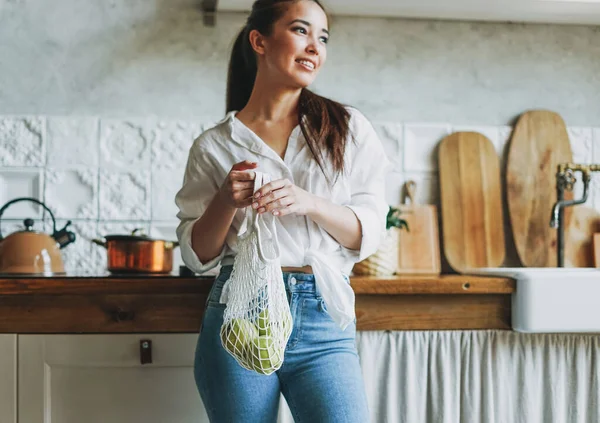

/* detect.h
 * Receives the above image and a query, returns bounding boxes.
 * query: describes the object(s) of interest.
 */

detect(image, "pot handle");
[165,241,180,249]
[92,238,107,248]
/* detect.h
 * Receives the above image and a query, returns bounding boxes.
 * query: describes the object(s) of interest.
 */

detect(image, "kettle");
[0,197,76,275]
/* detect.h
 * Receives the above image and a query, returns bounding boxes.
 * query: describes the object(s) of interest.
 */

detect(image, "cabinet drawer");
[0,294,206,333]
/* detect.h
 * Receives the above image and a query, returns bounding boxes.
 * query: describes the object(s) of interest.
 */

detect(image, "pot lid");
[102,228,172,243]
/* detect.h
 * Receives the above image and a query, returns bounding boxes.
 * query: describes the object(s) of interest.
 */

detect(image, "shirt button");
[290,277,297,285]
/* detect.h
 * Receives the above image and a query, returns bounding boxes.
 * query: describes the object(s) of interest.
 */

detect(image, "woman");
[175,0,389,421]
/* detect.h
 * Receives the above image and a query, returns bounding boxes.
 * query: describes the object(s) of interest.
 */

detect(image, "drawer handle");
[140,339,153,365]
[110,309,135,322]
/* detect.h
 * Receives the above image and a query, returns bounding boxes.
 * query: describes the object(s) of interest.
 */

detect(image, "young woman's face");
[256,1,329,88]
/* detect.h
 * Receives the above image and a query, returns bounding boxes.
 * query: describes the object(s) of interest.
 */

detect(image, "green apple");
[249,335,283,374]
[221,318,258,355]
[256,309,271,337]
[257,309,293,339]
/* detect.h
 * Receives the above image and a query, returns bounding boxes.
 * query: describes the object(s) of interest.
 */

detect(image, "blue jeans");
[194,265,370,423]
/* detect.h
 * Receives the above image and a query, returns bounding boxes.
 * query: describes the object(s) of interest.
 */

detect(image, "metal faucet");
[550,163,600,267]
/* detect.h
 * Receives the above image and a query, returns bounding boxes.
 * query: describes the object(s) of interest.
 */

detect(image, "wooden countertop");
[0,274,515,333]
[0,274,515,295]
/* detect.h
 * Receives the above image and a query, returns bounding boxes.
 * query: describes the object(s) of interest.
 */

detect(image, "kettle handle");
[0,197,58,240]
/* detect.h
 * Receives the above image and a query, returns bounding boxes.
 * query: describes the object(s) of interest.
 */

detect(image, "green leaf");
[386,206,409,231]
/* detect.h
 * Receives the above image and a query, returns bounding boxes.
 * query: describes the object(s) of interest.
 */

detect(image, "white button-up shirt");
[175,108,390,329]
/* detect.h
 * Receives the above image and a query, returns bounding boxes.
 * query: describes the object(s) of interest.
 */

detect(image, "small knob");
[23,218,34,231]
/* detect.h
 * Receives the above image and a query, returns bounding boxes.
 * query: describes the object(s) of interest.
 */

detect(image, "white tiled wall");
[1,116,599,274]
[0,116,213,275]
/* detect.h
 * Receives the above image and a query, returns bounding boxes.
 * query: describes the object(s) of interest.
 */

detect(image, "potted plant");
[352,206,409,276]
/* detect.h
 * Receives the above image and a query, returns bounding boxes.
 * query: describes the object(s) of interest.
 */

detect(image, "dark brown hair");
[226,0,351,180]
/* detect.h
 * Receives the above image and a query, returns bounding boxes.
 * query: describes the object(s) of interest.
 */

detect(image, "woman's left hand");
[252,178,316,217]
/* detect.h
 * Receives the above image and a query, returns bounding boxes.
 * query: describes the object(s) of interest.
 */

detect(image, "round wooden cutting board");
[438,132,505,273]
[506,110,573,267]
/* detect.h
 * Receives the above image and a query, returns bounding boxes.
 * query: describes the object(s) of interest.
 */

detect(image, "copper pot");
[93,229,179,274]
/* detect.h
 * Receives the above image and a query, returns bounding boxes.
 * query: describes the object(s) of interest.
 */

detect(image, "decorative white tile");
[568,127,593,165]
[0,117,45,166]
[100,119,153,169]
[403,124,450,172]
[385,171,405,206]
[400,172,439,206]
[47,117,99,167]
[96,221,151,239]
[0,219,47,239]
[497,126,513,162]
[572,175,587,204]
[591,128,600,210]
[149,223,178,240]
[152,120,202,169]
[0,168,44,218]
[99,170,150,220]
[54,220,104,275]
[452,125,499,150]
[566,127,593,203]
[45,168,98,219]
[200,116,223,132]
[372,122,403,168]
[593,128,600,162]
[150,222,185,275]
[151,167,184,220]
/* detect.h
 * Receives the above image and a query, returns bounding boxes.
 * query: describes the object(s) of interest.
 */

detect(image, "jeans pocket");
[206,269,231,308]
[206,300,227,309]
[319,298,328,313]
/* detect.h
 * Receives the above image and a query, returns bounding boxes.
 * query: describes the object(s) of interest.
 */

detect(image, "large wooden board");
[439,132,505,273]
[396,180,441,275]
[506,110,573,267]
[565,206,600,267]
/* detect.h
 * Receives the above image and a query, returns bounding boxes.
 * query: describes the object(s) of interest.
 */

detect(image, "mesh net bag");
[219,172,293,375]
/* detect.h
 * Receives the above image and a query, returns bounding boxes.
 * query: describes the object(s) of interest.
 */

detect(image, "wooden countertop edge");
[0,274,515,295]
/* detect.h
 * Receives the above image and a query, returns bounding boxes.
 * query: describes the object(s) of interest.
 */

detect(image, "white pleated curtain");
[277,330,600,423]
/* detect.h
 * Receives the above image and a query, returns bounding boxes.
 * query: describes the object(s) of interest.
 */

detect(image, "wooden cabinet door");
[18,334,209,423]
[0,335,17,423]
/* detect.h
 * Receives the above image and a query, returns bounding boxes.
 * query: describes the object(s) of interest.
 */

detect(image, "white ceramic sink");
[469,268,600,333]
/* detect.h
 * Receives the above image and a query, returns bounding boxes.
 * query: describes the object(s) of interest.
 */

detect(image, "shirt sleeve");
[342,109,391,263]
[175,146,225,274]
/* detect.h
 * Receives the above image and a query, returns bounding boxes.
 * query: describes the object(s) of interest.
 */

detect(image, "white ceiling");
[217,0,600,25]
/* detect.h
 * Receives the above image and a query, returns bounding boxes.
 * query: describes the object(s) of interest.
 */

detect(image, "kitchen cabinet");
[0,335,16,423]
[18,334,210,423]
[214,0,600,25]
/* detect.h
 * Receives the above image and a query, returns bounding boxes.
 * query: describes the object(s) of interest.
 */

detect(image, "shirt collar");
[225,111,305,165]
[224,110,267,156]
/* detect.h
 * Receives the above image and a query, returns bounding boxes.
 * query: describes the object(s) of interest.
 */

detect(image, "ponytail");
[226,26,256,113]
[299,89,350,180]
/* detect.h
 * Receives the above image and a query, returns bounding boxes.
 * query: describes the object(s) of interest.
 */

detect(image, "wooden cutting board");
[396,180,441,275]
[438,132,505,273]
[564,206,600,267]
[506,110,573,267]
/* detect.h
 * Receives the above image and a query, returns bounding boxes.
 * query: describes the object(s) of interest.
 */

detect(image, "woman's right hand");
[218,160,258,209]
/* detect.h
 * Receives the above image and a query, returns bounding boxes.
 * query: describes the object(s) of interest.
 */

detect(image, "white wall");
[1,0,599,274]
